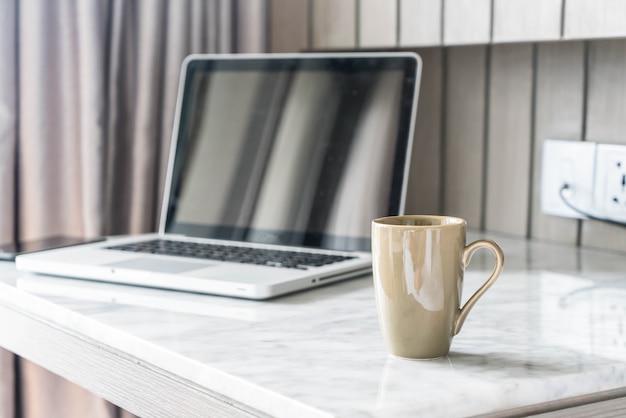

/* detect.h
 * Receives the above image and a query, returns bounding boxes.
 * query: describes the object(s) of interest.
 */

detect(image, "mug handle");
[453,240,504,336]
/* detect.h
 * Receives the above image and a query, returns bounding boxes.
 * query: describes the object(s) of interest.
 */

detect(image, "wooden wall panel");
[442,46,487,228]
[581,40,626,251]
[269,0,309,52]
[311,0,356,50]
[443,0,491,45]
[565,0,626,40]
[405,48,443,215]
[398,0,442,47]
[530,41,585,245]
[283,4,626,253]
[485,44,534,236]
[359,0,397,48]
[492,0,562,43]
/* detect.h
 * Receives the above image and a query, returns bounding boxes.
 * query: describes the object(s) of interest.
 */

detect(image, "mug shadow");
[375,348,609,411]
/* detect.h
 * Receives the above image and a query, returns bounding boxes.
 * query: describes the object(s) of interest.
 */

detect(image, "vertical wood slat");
[443,46,487,229]
[405,48,444,215]
[311,0,356,50]
[485,44,534,236]
[581,40,626,251]
[269,0,309,52]
[443,0,491,45]
[564,0,626,40]
[358,0,397,48]
[530,41,585,245]
[492,0,562,43]
[398,0,442,47]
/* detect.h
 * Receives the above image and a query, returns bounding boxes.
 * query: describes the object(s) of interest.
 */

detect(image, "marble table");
[0,232,625,417]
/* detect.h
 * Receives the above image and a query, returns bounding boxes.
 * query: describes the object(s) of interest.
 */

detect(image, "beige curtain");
[0,0,266,416]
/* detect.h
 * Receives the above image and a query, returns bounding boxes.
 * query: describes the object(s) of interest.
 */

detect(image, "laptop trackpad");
[106,258,211,274]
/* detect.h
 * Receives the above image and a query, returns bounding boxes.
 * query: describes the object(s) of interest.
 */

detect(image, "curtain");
[0,0,266,416]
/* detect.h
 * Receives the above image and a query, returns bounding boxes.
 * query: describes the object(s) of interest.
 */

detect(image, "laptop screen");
[162,53,421,251]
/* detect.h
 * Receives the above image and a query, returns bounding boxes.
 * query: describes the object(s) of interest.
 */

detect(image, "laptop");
[16,52,422,299]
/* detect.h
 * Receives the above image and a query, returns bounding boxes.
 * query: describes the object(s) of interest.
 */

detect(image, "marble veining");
[1,232,626,417]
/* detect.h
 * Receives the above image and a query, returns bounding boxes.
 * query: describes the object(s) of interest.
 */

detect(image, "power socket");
[594,144,626,222]
[541,139,596,219]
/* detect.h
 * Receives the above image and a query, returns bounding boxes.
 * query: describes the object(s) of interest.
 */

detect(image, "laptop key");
[106,239,356,270]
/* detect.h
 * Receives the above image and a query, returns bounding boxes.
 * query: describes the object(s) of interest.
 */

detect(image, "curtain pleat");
[235,0,267,53]
[20,362,117,418]
[17,4,116,417]
[75,0,111,238]
[219,0,234,53]
[0,352,14,418]
[129,0,168,232]
[19,0,74,240]
[0,0,267,416]
[0,0,17,245]
[105,0,169,234]
[0,1,18,417]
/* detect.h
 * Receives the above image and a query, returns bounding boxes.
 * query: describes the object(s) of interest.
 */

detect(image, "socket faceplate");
[595,144,626,222]
[541,139,596,219]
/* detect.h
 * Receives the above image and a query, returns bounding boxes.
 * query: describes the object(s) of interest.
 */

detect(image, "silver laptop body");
[16,52,422,299]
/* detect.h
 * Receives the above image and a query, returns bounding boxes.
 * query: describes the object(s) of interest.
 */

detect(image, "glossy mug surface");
[371,215,504,359]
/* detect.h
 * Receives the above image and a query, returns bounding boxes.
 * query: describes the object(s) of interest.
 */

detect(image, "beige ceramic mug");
[371,215,504,360]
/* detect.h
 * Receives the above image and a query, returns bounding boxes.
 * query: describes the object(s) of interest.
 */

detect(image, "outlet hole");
[613,197,619,204]
[618,162,622,168]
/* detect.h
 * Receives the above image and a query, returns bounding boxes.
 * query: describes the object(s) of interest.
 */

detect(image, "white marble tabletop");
[1,232,626,417]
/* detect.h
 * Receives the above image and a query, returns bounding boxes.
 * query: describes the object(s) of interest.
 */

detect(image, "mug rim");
[373,215,466,227]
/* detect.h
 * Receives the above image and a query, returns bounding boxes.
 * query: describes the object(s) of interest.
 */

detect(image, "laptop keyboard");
[106,239,356,270]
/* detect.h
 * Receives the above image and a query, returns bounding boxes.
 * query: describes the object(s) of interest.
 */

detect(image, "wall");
[265,0,626,252]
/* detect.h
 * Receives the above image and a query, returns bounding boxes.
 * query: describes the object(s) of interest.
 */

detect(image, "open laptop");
[16,52,422,299]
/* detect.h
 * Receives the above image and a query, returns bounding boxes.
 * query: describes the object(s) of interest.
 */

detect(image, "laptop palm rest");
[106,258,212,274]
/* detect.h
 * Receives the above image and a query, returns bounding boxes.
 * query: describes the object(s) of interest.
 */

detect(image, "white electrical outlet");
[541,139,596,219]
[594,144,626,222]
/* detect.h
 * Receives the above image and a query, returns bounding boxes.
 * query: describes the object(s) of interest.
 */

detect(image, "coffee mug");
[371,215,504,359]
